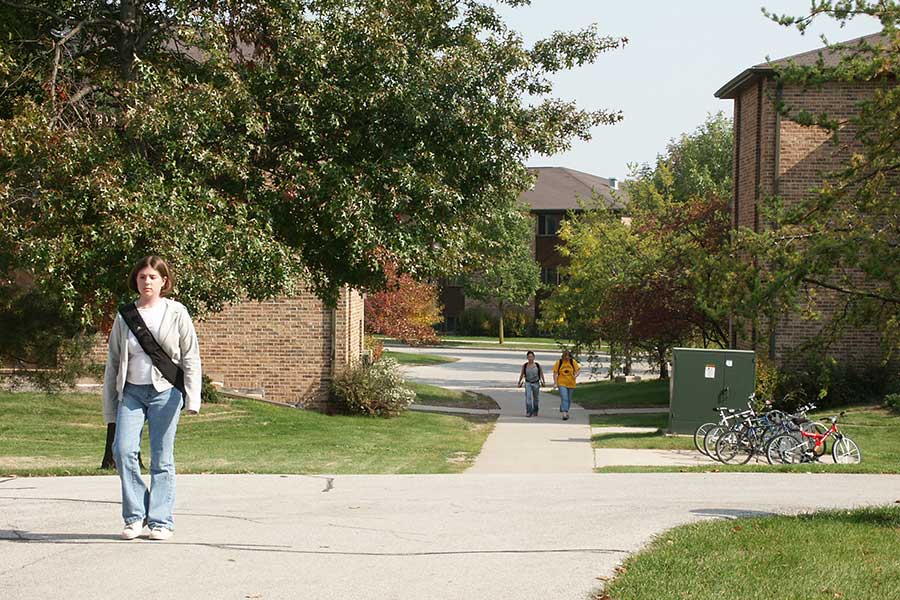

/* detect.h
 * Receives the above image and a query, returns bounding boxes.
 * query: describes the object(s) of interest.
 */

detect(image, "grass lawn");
[407,381,499,410]
[382,350,458,366]
[0,391,495,476]
[591,406,900,474]
[600,506,900,600]
[553,379,669,409]
[591,413,691,451]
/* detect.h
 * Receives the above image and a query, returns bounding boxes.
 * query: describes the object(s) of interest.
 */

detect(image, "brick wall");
[730,77,885,366]
[92,285,364,410]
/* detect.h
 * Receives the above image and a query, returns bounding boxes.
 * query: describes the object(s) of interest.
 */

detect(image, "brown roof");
[715,31,888,99]
[519,167,627,212]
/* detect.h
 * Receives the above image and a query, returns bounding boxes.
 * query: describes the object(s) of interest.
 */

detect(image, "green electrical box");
[668,348,756,434]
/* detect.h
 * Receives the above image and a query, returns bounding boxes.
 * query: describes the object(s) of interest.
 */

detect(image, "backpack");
[521,362,542,383]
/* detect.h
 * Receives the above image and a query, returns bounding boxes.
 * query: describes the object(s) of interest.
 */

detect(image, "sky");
[494,0,882,180]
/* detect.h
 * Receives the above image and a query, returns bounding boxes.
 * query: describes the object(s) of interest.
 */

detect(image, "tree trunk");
[608,343,617,379]
[498,301,505,345]
[119,0,139,80]
[658,344,669,380]
[101,423,117,469]
[624,341,632,376]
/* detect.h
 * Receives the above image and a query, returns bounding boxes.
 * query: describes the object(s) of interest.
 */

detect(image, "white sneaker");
[121,520,144,540]
[149,527,173,541]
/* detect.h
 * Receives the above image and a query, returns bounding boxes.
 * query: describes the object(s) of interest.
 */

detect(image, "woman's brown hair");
[128,255,174,296]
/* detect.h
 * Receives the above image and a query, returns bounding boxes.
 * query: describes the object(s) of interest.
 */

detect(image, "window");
[538,214,561,236]
[541,267,559,286]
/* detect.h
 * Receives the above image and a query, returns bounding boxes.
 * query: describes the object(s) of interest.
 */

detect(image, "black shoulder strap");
[119,303,186,399]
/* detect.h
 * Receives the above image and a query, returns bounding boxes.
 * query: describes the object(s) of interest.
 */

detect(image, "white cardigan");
[102,298,203,423]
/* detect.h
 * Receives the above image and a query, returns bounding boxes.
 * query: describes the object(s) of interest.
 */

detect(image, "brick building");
[195,286,364,410]
[439,166,626,330]
[715,32,889,365]
[90,286,364,410]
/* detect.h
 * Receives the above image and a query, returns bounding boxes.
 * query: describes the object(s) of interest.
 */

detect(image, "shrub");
[773,355,897,409]
[458,306,497,336]
[754,357,805,408]
[330,358,415,417]
[883,393,900,414]
[502,309,533,337]
[365,263,442,345]
[364,334,384,363]
[201,374,225,404]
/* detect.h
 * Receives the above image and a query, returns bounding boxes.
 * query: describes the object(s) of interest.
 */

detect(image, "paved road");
[2,473,899,600]
[4,346,898,599]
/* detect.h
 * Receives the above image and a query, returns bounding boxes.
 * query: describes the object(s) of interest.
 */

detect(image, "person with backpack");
[552,350,580,420]
[517,351,546,417]
[102,255,202,541]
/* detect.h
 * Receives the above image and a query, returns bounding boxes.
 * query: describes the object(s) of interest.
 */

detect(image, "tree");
[0,0,626,378]
[460,205,541,344]
[365,262,442,345]
[541,114,733,377]
[730,2,900,361]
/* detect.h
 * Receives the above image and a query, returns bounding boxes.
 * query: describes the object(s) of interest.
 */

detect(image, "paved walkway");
[400,346,703,471]
[400,346,599,473]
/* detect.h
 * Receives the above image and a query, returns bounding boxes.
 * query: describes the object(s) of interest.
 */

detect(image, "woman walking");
[552,350,580,420]
[517,351,545,417]
[102,255,202,540]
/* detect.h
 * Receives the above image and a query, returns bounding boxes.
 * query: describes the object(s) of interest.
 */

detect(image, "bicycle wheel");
[717,430,754,465]
[758,425,780,452]
[694,422,716,455]
[832,436,861,464]
[703,425,727,459]
[766,433,806,464]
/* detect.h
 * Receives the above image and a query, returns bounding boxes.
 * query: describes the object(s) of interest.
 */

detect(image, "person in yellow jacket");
[552,350,580,420]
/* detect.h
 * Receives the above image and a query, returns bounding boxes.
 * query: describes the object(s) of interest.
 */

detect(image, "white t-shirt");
[125,302,168,385]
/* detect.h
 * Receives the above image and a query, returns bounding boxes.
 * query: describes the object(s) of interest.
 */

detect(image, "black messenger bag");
[118,302,186,406]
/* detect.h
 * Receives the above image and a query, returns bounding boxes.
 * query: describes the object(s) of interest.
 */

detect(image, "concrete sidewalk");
[399,346,599,473]
[4,473,900,600]
[468,388,595,473]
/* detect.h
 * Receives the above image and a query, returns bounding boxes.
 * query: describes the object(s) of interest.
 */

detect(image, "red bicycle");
[765,414,861,464]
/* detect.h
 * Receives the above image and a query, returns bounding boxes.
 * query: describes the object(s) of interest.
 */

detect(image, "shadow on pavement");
[690,508,775,520]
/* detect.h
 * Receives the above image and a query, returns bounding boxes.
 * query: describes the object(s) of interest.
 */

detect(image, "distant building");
[439,167,627,331]
[715,32,889,365]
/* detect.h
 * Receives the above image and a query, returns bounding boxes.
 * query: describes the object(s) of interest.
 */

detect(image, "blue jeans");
[558,386,574,413]
[524,382,540,415]
[114,383,182,530]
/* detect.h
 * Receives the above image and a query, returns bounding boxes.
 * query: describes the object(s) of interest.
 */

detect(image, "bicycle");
[765,414,861,464]
[714,401,818,464]
[694,406,743,456]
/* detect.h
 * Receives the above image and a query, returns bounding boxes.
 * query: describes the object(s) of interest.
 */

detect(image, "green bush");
[773,357,897,409]
[501,309,533,337]
[331,358,416,417]
[201,374,225,404]
[884,393,900,414]
[458,306,497,336]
